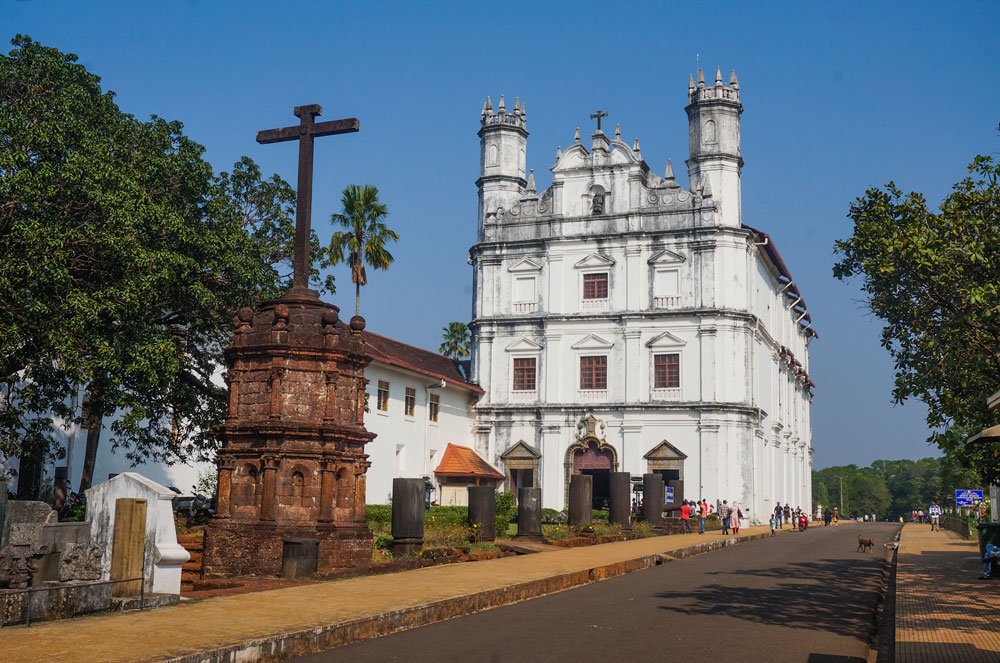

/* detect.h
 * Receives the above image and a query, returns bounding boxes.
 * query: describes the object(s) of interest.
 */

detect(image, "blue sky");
[4,1,998,469]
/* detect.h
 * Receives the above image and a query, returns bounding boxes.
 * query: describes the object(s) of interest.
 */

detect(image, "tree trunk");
[79,387,104,492]
[355,282,360,316]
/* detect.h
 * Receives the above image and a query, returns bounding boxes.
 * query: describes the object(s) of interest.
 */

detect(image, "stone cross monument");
[203,104,376,577]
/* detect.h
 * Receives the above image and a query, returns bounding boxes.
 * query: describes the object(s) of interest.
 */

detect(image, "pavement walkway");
[895,523,1000,663]
[1,524,788,663]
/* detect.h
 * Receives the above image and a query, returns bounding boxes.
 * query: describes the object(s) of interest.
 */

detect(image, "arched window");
[704,120,717,144]
[488,144,499,166]
[245,464,259,507]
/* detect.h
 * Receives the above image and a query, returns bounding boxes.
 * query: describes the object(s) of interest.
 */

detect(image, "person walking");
[928,501,942,531]
[774,504,783,529]
[698,499,708,535]
[720,500,731,535]
[783,504,791,528]
[730,504,742,536]
[823,508,833,527]
[769,513,777,537]
[680,500,693,534]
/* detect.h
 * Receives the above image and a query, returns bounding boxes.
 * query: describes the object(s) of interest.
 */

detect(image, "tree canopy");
[439,322,471,359]
[833,155,1000,483]
[0,36,320,474]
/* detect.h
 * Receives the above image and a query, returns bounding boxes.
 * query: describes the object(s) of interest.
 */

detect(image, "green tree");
[833,155,1000,483]
[0,36,312,490]
[324,184,397,316]
[439,322,471,359]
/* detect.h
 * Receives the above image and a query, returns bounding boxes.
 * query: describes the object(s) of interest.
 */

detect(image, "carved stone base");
[202,521,372,578]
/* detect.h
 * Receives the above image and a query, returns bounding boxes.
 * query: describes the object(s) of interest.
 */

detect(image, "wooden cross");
[257,104,359,294]
[590,109,608,132]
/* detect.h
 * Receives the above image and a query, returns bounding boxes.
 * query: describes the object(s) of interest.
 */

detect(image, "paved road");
[297,523,901,663]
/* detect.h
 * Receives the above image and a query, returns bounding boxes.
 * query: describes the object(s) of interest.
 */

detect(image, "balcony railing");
[653,296,681,309]
[578,389,608,403]
[513,302,536,314]
[652,387,682,401]
[511,390,537,403]
[581,298,609,312]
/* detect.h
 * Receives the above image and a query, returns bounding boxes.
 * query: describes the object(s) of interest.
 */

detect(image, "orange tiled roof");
[434,443,504,480]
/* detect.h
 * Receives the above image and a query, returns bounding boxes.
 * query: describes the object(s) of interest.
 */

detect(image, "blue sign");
[955,489,984,507]
[664,486,675,505]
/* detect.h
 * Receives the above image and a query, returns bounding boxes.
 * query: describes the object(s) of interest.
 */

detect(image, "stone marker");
[516,487,543,539]
[391,478,425,554]
[467,486,496,541]
[86,473,190,595]
[1,478,9,550]
[568,474,593,528]
[667,479,684,515]
[608,472,632,530]
[643,473,665,528]
[281,538,320,579]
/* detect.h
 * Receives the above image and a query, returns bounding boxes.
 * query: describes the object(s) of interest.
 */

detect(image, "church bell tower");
[685,67,743,227]
[477,95,527,232]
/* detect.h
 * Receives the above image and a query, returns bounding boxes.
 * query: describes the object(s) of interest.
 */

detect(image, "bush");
[592,509,609,523]
[541,508,565,524]
[426,505,468,526]
[495,491,515,533]
[366,504,392,527]
[373,534,392,550]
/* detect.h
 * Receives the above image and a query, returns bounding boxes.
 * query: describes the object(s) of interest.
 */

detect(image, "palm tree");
[325,184,398,316]
[440,322,471,359]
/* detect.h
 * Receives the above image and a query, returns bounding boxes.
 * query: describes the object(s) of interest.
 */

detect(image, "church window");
[377,380,390,411]
[583,273,608,300]
[429,393,440,422]
[580,356,608,390]
[513,276,536,303]
[404,387,416,417]
[704,120,717,144]
[488,144,498,166]
[512,357,536,391]
[654,353,680,389]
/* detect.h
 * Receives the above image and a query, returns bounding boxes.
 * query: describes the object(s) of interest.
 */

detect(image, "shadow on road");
[654,555,884,640]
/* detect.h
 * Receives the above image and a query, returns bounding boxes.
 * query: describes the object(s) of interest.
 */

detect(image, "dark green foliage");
[0,36,322,468]
[591,509,609,523]
[439,322,471,359]
[541,508,564,524]
[365,504,392,526]
[495,491,515,533]
[426,505,468,525]
[833,155,1000,483]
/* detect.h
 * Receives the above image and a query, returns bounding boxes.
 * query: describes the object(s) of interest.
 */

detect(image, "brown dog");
[857,536,874,553]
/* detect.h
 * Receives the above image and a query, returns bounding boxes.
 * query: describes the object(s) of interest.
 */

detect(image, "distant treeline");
[812,457,979,520]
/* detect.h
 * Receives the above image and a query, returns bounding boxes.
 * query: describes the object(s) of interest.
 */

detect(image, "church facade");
[469,69,816,520]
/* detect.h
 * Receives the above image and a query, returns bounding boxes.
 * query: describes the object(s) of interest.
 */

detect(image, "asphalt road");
[296,523,901,663]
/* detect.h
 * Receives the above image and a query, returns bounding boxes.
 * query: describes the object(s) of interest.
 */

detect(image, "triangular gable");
[500,440,541,460]
[571,334,614,350]
[573,253,615,269]
[508,258,543,273]
[648,249,686,264]
[644,440,688,461]
[505,337,543,353]
[645,331,686,348]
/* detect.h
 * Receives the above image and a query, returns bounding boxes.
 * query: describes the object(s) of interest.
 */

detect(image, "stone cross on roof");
[589,109,608,133]
[257,104,359,296]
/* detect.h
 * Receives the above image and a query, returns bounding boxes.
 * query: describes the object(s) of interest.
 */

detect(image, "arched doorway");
[565,438,617,510]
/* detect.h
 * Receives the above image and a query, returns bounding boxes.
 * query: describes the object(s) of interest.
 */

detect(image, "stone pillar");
[268,367,285,419]
[260,457,278,521]
[353,472,367,523]
[468,486,496,541]
[318,462,335,523]
[391,478,425,554]
[609,472,632,530]
[667,479,684,511]
[643,473,665,528]
[568,474,593,528]
[516,487,542,539]
[215,462,234,519]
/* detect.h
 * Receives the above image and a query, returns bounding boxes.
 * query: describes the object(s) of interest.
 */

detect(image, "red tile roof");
[362,332,483,394]
[434,443,504,480]
[743,224,819,338]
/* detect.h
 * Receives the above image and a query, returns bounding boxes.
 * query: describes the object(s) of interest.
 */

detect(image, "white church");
[9,68,815,524]
[467,67,815,519]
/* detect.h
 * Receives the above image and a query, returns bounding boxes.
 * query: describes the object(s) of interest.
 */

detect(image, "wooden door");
[110,498,147,597]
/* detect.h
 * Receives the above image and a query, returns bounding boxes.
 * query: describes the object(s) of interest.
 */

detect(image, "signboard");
[664,486,675,505]
[955,489,984,507]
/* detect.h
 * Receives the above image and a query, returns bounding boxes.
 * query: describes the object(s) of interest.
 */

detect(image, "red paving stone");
[895,524,1000,662]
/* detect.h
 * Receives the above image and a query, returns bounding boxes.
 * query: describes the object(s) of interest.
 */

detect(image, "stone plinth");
[608,472,632,530]
[204,291,375,578]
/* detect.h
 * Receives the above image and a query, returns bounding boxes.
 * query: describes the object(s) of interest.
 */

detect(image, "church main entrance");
[565,413,619,510]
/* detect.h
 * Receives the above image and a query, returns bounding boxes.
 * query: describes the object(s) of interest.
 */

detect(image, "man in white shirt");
[928,501,942,531]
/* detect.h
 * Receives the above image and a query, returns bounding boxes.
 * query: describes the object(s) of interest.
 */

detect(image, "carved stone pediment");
[644,439,688,461]
[500,440,541,461]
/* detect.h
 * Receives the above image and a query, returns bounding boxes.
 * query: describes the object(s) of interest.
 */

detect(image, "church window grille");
[377,380,390,411]
[654,353,680,389]
[512,357,536,391]
[580,356,608,390]
[583,273,608,300]
[429,393,440,422]
[404,387,416,417]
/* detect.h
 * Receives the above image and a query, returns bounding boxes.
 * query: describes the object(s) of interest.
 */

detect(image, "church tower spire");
[477,94,528,230]
[685,67,743,227]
